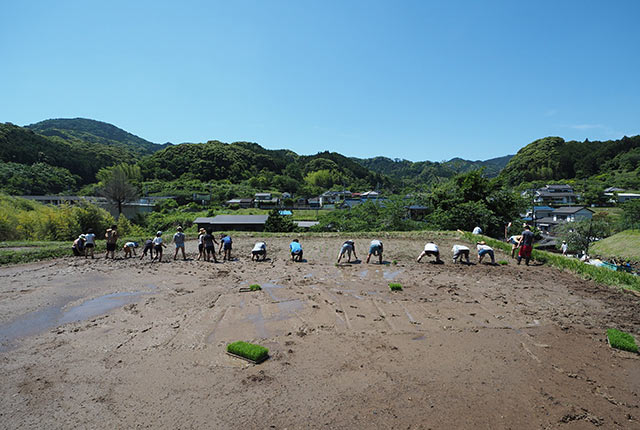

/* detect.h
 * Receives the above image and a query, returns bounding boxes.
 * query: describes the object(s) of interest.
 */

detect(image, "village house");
[224,198,254,209]
[529,184,578,206]
[536,206,594,234]
[253,193,280,209]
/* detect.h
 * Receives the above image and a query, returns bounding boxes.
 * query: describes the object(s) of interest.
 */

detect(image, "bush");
[606,329,638,353]
[227,341,269,362]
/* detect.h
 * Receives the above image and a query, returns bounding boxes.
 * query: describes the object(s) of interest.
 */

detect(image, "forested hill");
[353,154,513,185]
[27,118,169,156]
[140,141,390,191]
[499,135,640,188]
[0,122,134,193]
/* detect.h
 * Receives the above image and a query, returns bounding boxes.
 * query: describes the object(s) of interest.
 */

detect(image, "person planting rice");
[417,242,443,263]
[140,238,154,260]
[476,241,495,264]
[451,244,470,264]
[151,231,167,262]
[123,241,138,258]
[173,226,186,261]
[202,230,219,262]
[472,226,483,235]
[84,229,96,259]
[507,234,522,259]
[105,225,119,259]
[517,225,534,266]
[219,234,233,261]
[197,228,206,260]
[337,239,357,263]
[72,235,85,257]
[251,241,267,261]
[366,239,384,264]
[290,239,303,262]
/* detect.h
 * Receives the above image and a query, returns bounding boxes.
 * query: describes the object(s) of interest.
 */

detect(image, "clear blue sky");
[1,1,639,161]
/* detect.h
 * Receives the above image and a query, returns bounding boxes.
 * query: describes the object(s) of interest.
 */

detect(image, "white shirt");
[472,227,482,235]
[424,243,438,252]
[252,242,266,252]
[370,240,382,247]
[125,242,136,248]
[85,233,95,245]
[452,245,469,253]
[153,237,163,245]
[477,244,492,252]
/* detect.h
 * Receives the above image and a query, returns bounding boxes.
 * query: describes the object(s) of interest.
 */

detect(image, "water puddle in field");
[412,335,426,341]
[242,299,304,339]
[0,285,157,352]
[303,273,313,279]
[262,281,285,301]
[359,270,369,279]
[383,270,403,280]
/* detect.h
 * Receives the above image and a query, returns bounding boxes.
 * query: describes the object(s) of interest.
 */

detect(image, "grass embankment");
[227,341,269,362]
[606,329,638,353]
[461,232,640,293]
[590,230,640,262]
[0,241,88,265]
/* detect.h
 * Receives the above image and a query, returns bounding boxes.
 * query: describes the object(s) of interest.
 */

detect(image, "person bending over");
[367,239,383,264]
[417,242,443,264]
[337,239,357,263]
[290,239,303,262]
[251,241,267,261]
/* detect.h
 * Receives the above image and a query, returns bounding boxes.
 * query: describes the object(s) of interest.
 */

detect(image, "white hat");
[157,231,162,235]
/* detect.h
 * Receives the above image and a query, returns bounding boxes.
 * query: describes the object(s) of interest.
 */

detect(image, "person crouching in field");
[476,241,495,264]
[417,242,443,264]
[251,241,267,261]
[507,234,522,259]
[219,234,233,261]
[173,226,186,261]
[337,239,357,263]
[152,231,167,262]
[105,225,119,259]
[367,239,383,264]
[451,244,470,264]
[72,235,85,256]
[290,239,303,262]
[84,229,96,259]
[140,238,154,260]
[123,241,138,258]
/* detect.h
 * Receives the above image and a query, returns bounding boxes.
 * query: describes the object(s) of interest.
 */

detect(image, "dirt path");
[1,235,638,429]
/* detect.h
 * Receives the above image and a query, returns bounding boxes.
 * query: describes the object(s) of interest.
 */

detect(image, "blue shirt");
[290,241,302,253]
[222,236,232,245]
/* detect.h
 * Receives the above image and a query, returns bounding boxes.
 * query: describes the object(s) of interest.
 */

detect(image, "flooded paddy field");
[1,235,639,429]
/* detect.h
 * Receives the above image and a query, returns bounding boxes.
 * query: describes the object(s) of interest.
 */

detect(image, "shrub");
[389,283,403,291]
[606,329,638,353]
[498,260,508,265]
[227,341,269,362]
[249,284,262,291]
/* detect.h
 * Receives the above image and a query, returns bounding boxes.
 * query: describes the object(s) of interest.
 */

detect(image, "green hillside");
[354,154,513,185]
[27,118,168,156]
[591,230,640,261]
[0,122,133,191]
[499,135,640,188]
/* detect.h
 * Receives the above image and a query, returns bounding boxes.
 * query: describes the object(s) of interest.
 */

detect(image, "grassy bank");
[590,230,640,262]
[461,232,640,293]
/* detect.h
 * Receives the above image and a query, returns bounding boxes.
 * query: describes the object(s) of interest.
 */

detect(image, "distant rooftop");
[194,215,269,224]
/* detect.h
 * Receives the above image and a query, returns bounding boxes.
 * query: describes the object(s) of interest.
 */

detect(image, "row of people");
[73,228,501,265]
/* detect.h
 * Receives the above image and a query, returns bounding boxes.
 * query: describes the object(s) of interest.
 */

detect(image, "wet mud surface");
[1,236,639,429]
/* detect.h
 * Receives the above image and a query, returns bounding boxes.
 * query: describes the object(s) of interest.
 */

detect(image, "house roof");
[544,184,573,190]
[194,215,269,224]
[533,206,554,211]
[604,187,625,192]
[552,206,593,214]
[536,216,560,225]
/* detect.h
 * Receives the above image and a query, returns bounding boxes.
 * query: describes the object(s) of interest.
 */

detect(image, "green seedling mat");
[226,351,269,364]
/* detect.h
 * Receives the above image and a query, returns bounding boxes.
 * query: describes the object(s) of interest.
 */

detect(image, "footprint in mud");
[242,370,272,384]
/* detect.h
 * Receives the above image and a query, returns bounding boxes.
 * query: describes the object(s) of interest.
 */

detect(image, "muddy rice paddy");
[1,235,639,429]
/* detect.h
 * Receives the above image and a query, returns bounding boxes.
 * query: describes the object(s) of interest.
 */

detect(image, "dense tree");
[98,164,141,215]
[621,200,640,230]
[264,209,296,232]
[554,218,612,255]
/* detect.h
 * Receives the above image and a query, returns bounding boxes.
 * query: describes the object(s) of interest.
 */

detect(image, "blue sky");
[1,1,639,161]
